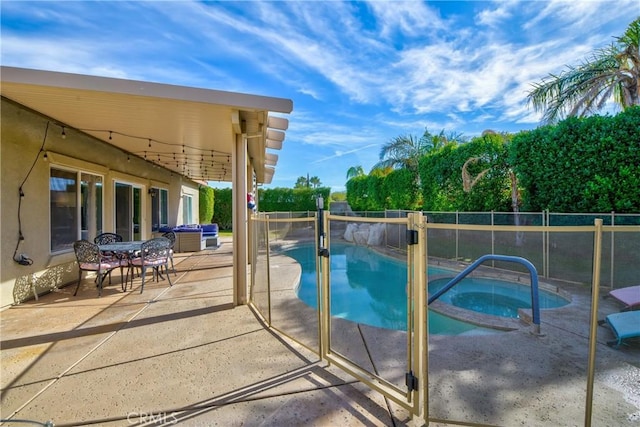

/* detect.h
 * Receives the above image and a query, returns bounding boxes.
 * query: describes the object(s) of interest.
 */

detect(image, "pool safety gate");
[318,212,428,420]
[427,254,542,335]
[250,213,638,426]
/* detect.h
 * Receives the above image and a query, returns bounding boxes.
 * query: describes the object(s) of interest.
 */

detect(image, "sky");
[1,1,638,192]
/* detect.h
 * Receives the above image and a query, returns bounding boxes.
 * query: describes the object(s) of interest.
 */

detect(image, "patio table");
[98,241,144,290]
[98,241,144,253]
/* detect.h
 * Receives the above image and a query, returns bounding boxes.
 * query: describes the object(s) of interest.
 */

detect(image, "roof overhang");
[0,66,292,184]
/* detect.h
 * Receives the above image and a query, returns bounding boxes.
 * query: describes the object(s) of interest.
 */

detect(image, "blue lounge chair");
[599,311,640,348]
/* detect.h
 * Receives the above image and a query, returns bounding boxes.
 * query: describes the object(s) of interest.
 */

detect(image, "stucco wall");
[1,98,200,308]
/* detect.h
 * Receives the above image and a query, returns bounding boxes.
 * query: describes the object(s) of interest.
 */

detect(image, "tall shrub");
[511,107,640,212]
[419,135,511,211]
[383,168,420,209]
[258,187,330,211]
[346,175,369,211]
[198,185,215,224]
[211,188,233,230]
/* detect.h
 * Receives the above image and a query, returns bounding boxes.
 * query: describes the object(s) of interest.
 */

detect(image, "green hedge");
[346,169,421,211]
[511,107,640,213]
[346,108,638,213]
[198,185,215,224]
[258,187,331,211]
[418,134,512,212]
[211,188,233,230]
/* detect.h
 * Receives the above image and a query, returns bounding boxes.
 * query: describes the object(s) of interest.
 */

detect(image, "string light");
[59,126,241,181]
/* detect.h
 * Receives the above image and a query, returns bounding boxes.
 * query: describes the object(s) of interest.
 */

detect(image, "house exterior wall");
[0,98,200,308]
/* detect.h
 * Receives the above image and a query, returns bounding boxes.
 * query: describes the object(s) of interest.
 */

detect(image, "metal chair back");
[130,237,173,293]
[94,233,123,245]
[73,240,121,297]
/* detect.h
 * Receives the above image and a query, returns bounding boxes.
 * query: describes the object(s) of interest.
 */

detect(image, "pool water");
[284,243,568,334]
[428,277,569,318]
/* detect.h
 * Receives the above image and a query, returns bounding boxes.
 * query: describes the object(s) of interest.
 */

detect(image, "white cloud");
[2,0,638,188]
[365,1,447,38]
[476,2,516,27]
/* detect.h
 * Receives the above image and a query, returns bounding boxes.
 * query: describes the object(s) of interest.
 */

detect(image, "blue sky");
[2,1,638,192]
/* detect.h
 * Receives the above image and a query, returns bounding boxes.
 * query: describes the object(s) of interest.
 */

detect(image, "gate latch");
[405,370,418,391]
[406,230,419,245]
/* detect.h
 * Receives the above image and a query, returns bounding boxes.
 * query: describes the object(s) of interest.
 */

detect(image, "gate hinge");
[405,371,418,391]
[406,230,419,245]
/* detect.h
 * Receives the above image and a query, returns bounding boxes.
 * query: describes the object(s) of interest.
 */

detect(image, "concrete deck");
[1,237,639,426]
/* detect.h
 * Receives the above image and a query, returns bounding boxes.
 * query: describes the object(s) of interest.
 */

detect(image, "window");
[50,168,103,252]
[182,194,193,225]
[151,188,169,231]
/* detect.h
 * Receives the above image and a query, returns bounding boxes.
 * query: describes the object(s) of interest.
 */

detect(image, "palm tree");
[372,134,424,172]
[294,175,309,188]
[527,18,640,123]
[372,128,463,173]
[309,176,321,188]
[346,165,365,180]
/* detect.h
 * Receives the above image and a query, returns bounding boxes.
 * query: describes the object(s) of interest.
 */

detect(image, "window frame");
[151,187,169,232]
[49,165,104,254]
[182,194,193,225]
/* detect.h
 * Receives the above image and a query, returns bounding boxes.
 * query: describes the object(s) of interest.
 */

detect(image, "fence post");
[544,210,549,278]
[266,215,272,325]
[455,211,459,261]
[585,218,603,427]
[408,212,427,423]
[610,211,615,289]
[491,210,495,268]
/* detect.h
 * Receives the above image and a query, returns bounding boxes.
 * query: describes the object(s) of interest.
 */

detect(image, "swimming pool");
[284,243,568,334]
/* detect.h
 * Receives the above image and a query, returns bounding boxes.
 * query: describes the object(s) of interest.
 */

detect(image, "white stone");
[344,223,357,242]
[367,223,385,246]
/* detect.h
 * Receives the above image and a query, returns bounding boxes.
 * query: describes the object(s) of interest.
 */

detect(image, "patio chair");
[598,311,640,348]
[94,232,125,284]
[161,230,177,276]
[605,285,640,311]
[94,232,123,245]
[129,237,173,294]
[73,240,126,297]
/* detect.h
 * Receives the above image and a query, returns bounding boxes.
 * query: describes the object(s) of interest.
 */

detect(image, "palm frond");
[527,18,640,123]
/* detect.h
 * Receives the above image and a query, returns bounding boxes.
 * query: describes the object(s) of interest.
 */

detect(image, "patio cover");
[1,66,293,306]
[0,66,293,184]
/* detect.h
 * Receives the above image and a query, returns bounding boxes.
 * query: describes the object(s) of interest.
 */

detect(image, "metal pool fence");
[336,210,640,289]
[249,210,640,426]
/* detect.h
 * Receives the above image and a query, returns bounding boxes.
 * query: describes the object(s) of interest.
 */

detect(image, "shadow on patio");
[0,237,408,426]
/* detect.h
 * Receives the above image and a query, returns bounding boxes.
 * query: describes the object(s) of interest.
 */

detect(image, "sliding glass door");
[115,182,143,241]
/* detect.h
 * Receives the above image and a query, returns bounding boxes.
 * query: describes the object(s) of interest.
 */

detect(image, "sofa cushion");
[201,224,218,235]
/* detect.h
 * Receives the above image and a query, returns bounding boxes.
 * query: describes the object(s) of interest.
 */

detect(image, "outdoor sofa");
[159,224,219,252]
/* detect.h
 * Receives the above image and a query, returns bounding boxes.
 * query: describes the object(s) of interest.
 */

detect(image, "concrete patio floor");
[1,238,413,427]
[1,236,639,426]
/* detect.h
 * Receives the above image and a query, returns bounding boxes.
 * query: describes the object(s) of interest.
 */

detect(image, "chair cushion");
[130,258,167,267]
[80,261,120,271]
